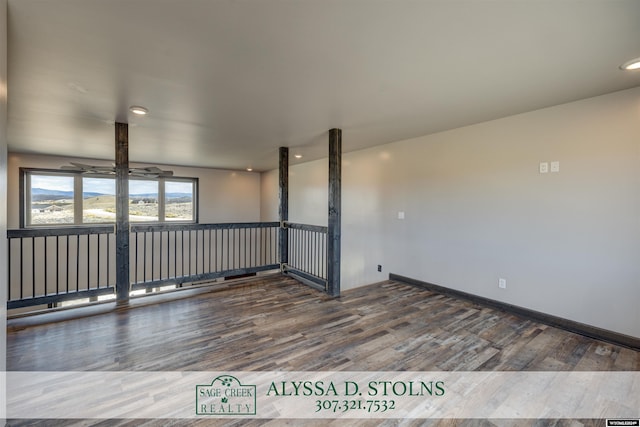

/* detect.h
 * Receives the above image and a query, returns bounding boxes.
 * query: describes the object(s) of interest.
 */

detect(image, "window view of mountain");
[30,188,193,224]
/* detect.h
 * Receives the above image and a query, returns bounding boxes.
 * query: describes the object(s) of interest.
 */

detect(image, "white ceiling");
[7,0,640,171]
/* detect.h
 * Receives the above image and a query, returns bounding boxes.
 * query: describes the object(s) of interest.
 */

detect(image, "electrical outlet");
[498,278,507,289]
[377,265,382,272]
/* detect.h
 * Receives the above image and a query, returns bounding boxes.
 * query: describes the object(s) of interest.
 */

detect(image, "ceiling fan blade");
[70,162,94,169]
[62,163,172,177]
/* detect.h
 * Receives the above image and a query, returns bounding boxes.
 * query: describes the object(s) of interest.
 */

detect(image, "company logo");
[196,375,256,416]
[606,420,640,427]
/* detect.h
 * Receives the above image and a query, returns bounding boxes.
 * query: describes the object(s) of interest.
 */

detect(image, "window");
[82,177,116,223]
[165,180,194,221]
[129,179,159,222]
[28,174,76,225]
[22,169,198,227]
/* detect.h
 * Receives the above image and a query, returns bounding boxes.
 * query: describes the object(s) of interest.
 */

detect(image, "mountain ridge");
[31,188,192,200]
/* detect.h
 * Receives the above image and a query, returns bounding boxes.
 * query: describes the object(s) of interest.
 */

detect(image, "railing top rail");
[130,221,280,233]
[285,222,328,233]
[7,225,115,238]
[6,222,281,238]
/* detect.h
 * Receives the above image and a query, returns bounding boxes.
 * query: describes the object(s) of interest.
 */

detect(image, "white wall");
[8,153,262,228]
[262,88,640,338]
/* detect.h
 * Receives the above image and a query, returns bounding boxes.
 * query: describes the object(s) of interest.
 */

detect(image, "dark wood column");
[279,147,289,268]
[115,122,130,305]
[327,128,341,297]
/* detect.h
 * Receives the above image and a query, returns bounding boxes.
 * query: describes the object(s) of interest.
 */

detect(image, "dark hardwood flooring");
[6,274,640,426]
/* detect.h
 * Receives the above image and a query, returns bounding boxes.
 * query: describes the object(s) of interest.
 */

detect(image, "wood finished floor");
[6,274,640,426]
[7,274,639,372]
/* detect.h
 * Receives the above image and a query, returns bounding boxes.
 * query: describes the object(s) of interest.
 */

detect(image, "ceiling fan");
[60,162,174,178]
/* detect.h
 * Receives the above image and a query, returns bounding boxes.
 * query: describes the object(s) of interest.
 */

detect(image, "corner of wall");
[1,0,8,421]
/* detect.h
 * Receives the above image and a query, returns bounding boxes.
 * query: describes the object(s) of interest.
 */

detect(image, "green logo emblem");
[196,375,256,416]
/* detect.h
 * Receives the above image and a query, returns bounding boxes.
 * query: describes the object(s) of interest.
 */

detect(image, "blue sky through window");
[31,175,73,191]
[83,177,115,195]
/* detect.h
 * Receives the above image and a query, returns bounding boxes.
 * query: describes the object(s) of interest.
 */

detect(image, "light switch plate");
[550,161,560,173]
[398,211,405,220]
[539,162,549,174]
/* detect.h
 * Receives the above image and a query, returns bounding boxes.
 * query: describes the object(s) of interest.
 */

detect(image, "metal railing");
[7,225,116,309]
[7,222,280,310]
[129,222,279,291]
[284,222,328,291]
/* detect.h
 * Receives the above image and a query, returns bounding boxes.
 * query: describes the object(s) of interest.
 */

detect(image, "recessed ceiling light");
[246,168,253,172]
[129,105,148,115]
[620,57,640,70]
[294,154,303,159]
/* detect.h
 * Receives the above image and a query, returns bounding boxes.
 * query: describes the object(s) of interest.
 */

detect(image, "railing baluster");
[208,229,212,274]
[159,231,162,281]
[215,229,219,272]
[201,230,205,274]
[8,238,12,301]
[31,237,35,298]
[97,234,100,289]
[151,231,155,282]
[7,238,11,301]
[20,238,23,299]
[44,236,48,295]
[264,228,273,263]
[301,229,305,272]
[66,236,69,294]
[253,228,256,268]
[311,231,315,277]
[142,231,147,283]
[194,229,198,276]
[298,229,301,271]
[305,230,309,273]
[75,235,80,293]
[315,231,318,277]
[107,233,110,286]
[86,234,90,290]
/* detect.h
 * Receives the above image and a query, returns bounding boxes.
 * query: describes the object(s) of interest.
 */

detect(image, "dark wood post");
[115,122,130,305]
[279,147,289,268]
[327,128,341,297]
